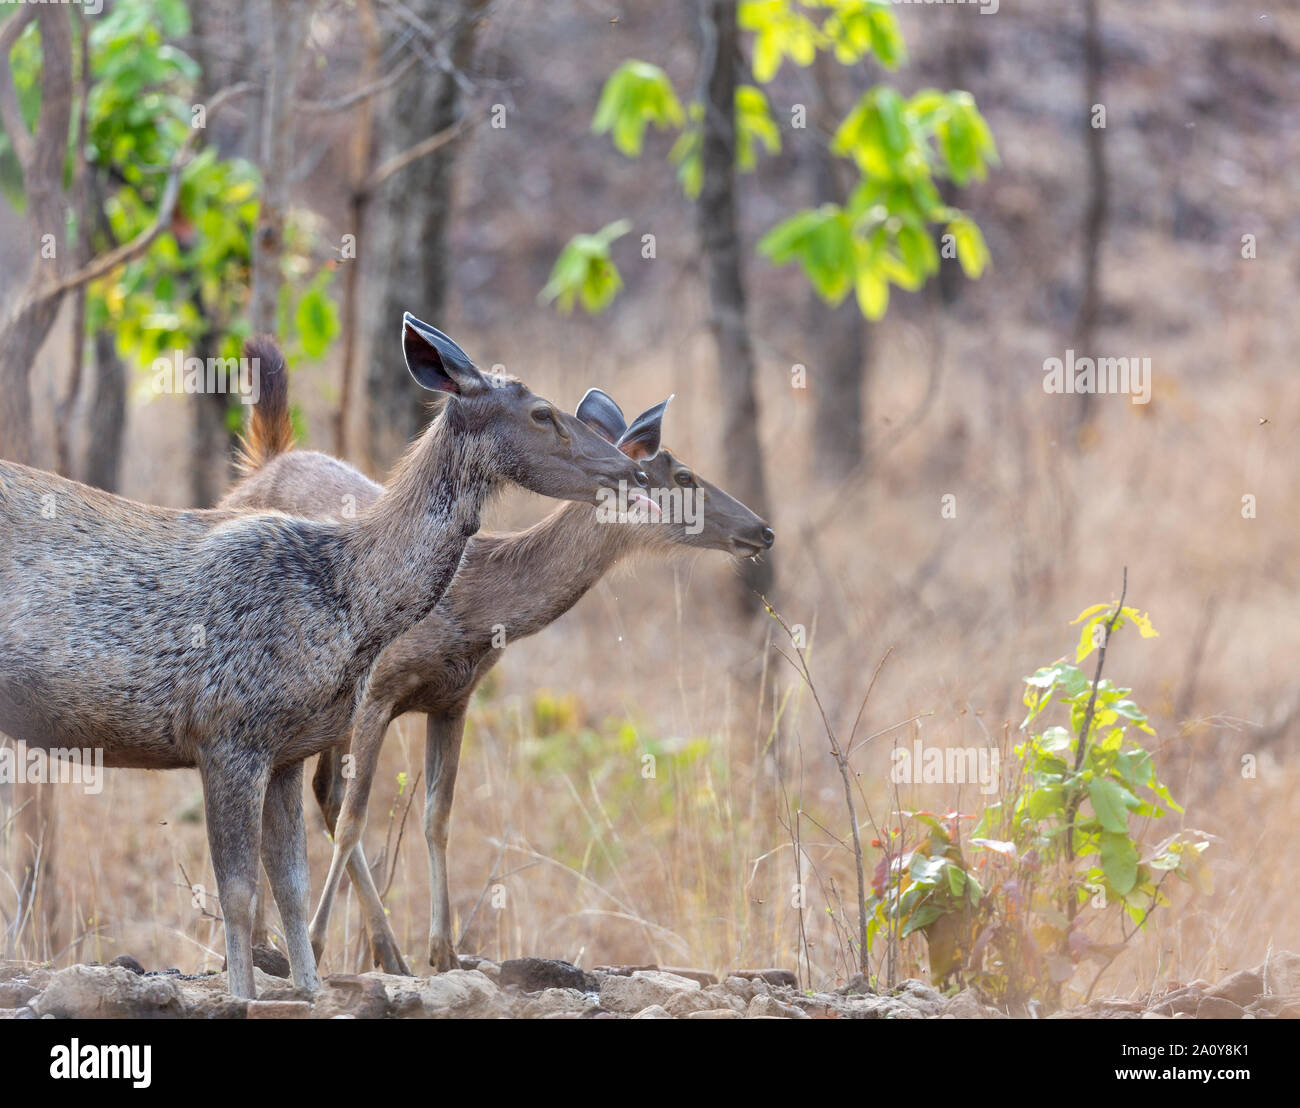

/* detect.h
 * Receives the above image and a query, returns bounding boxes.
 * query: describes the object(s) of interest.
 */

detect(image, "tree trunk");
[808,55,866,482]
[81,330,126,492]
[696,0,773,609]
[248,0,307,334]
[0,8,73,465]
[1072,0,1107,436]
[360,0,486,473]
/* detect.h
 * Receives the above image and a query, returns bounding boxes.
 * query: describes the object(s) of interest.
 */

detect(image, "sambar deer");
[226,379,772,974]
[0,315,646,998]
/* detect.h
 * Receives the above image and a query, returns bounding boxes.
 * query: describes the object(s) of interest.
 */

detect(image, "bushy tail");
[236,335,294,475]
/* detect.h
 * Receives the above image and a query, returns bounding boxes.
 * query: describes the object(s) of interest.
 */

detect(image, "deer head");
[403,315,648,504]
[577,388,774,559]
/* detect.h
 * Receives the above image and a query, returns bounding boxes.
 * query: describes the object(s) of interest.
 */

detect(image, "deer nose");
[761,526,775,548]
[633,470,649,489]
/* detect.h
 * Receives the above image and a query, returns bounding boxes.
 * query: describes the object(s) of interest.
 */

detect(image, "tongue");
[629,491,662,517]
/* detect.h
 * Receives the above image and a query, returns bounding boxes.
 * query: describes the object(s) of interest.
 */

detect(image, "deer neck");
[343,409,498,650]
[453,499,634,646]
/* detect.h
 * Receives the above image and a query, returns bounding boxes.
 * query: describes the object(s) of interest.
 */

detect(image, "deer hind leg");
[425,709,467,973]
[311,745,411,975]
[201,754,269,1000]
[308,696,389,963]
[260,761,321,994]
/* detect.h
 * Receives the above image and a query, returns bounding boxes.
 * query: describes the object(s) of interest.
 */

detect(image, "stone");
[747,994,810,1019]
[1258,950,1300,995]
[32,965,188,1019]
[599,970,701,1014]
[498,957,592,993]
[251,945,291,979]
[632,1005,673,1019]
[0,980,40,1008]
[247,1000,310,1019]
[659,967,719,987]
[517,988,592,1018]
[109,954,146,975]
[731,968,798,989]
[419,969,502,1017]
[457,957,500,983]
[1195,996,1245,1020]
[0,1006,36,1019]
[1207,969,1263,1008]
[688,1008,742,1019]
[894,979,945,1017]
[311,974,390,1020]
[944,989,987,1019]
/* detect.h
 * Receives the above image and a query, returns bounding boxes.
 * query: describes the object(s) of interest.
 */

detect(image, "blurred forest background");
[1,0,1298,1005]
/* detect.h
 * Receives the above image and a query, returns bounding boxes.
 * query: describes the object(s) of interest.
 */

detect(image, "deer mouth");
[730,537,766,560]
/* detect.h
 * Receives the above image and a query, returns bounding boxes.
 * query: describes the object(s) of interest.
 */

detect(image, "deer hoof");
[428,936,462,973]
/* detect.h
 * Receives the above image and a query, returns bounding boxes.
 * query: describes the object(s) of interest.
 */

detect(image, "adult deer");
[0,315,647,998]
[226,381,773,974]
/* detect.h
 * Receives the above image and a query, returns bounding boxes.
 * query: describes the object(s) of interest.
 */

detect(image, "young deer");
[0,315,646,999]
[228,382,773,974]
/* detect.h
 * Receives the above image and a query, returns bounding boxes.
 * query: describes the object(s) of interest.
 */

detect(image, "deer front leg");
[260,761,321,994]
[201,755,269,1001]
[312,747,411,975]
[425,709,467,972]
[308,697,389,963]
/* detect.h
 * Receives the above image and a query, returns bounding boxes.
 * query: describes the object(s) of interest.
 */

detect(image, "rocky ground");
[2,949,1298,1019]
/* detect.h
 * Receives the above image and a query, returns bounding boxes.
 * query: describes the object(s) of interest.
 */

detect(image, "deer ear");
[402,313,488,396]
[576,388,627,443]
[617,395,671,461]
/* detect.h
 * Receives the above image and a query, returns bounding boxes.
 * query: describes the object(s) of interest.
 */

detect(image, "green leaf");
[540,220,632,314]
[592,61,684,157]
[1088,777,1139,833]
[758,204,855,303]
[1100,830,1139,895]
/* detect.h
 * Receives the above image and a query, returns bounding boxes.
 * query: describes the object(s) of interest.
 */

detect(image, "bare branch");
[41,82,256,302]
[361,112,477,195]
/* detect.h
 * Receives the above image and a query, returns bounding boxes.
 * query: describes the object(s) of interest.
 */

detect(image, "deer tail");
[235,335,294,475]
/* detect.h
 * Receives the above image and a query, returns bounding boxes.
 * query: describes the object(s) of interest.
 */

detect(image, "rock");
[517,988,592,1018]
[1141,1011,1171,1019]
[839,996,919,1020]
[498,957,592,993]
[109,954,146,975]
[32,965,188,1019]
[251,946,291,979]
[1207,969,1263,1008]
[1258,950,1300,995]
[837,973,875,996]
[723,974,767,1001]
[747,994,810,1019]
[0,980,40,1008]
[688,1008,742,1019]
[894,979,945,1017]
[596,964,660,976]
[664,987,744,1018]
[599,970,701,1014]
[731,968,798,989]
[0,1006,36,1019]
[632,1005,673,1019]
[1148,986,1203,1017]
[944,989,987,1019]
[1195,996,1244,1020]
[311,974,390,1020]
[420,970,502,1018]
[247,1000,310,1019]
[659,967,718,987]
[457,956,500,983]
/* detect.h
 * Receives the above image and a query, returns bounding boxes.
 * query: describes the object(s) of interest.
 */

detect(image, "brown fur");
[0,328,644,998]
[225,388,771,972]
[235,335,294,475]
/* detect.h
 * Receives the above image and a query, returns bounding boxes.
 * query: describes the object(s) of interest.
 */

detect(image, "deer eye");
[675,470,695,488]
[532,406,553,425]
